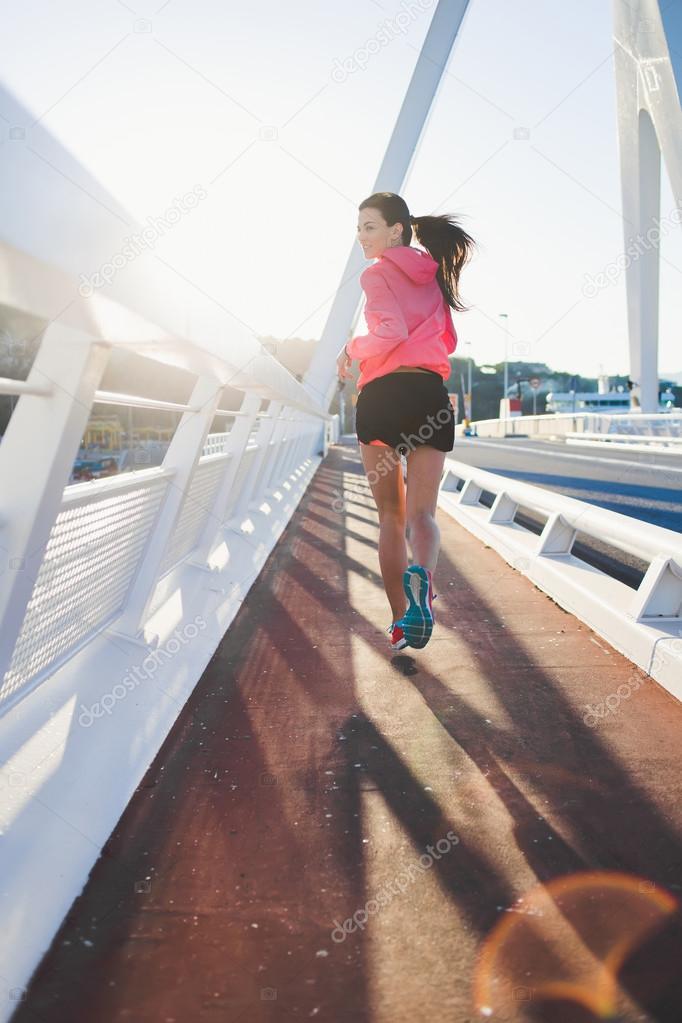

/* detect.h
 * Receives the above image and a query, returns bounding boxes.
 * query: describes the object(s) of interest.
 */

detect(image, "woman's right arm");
[345,266,408,361]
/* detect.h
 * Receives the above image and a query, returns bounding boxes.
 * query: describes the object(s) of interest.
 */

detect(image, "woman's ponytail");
[411,213,476,312]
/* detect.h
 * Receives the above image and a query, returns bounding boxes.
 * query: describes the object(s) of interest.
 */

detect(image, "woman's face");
[356,207,403,259]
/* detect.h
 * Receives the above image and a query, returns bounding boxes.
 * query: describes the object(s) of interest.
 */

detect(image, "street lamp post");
[499,313,509,428]
[468,342,472,418]
[464,339,472,422]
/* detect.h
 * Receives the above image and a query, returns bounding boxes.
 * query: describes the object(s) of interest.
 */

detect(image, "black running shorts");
[354,369,455,453]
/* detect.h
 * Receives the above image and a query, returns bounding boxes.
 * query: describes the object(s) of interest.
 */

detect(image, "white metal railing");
[202,430,231,456]
[589,413,682,436]
[438,458,682,698]
[0,341,332,1023]
[457,411,682,438]
[0,109,339,1011]
[0,335,330,714]
[565,431,682,451]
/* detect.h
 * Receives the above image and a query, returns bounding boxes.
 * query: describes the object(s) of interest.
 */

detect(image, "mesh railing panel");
[0,474,169,710]
[159,455,230,575]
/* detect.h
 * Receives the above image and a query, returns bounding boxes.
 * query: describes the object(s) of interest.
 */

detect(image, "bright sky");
[1,0,681,378]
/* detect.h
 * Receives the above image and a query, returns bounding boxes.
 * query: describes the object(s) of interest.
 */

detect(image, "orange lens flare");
[473,871,677,1019]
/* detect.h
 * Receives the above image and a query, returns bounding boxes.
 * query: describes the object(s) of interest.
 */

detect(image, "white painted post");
[298,423,317,469]
[459,479,483,505]
[488,492,518,524]
[231,401,284,521]
[285,415,313,483]
[248,402,302,508]
[262,407,294,496]
[440,469,463,494]
[536,512,576,555]
[270,412,301,492]
[630,554,682,620]
[280,414,305,484]
[108,374,223,644]
[188,392,263,567]
[0,324,111,683]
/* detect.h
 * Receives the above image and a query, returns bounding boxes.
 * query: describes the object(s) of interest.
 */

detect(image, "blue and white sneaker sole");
[399,565,433,649]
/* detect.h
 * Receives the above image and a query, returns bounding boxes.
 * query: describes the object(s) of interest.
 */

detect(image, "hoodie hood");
[378,245,438,284]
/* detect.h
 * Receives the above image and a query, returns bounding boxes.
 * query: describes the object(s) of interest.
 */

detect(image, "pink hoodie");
[345,246,457,391]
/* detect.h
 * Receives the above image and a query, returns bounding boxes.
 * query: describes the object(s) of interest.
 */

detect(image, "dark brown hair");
[359,191,476,312]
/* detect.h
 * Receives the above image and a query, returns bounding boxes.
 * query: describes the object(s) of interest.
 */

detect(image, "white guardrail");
[0,87,341,1017]
[456,411,682,438]
[437,459,682,701]
[565,432,682,452]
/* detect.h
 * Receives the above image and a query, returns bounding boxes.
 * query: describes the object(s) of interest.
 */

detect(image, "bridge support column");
[303,0,473,410]
[613,0,682,413]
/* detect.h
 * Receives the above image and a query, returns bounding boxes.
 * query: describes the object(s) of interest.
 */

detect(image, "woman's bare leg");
[359,442,409,622]
[405,445,447,574]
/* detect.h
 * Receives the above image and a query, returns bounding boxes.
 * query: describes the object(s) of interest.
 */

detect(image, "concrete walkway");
[13,443,682,1023]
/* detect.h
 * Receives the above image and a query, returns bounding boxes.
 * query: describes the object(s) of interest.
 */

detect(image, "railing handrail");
[569,431,682,443]
[0,376,331,424]
[463,410,682,429]
[444,458,682,566]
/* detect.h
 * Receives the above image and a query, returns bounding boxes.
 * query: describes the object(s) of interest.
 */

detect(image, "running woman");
[336,191,475,651]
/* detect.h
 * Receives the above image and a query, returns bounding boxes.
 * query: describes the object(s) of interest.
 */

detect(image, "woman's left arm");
[336,343,352,382]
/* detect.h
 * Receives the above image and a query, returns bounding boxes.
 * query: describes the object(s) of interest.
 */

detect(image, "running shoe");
[398,564,436,648]
[387,621,408,650]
